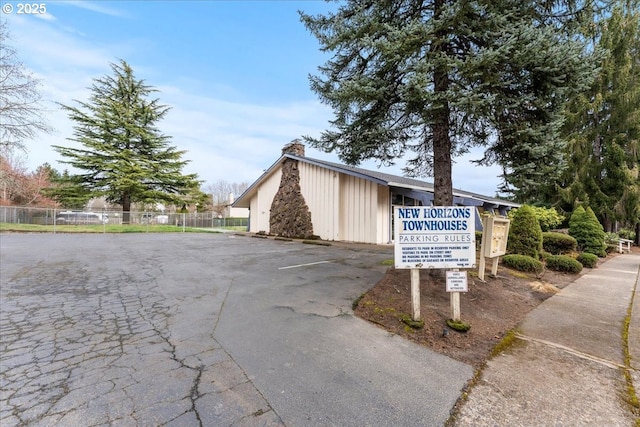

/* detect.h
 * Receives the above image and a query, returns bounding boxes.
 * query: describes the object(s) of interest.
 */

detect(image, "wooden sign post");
[411,268,420,321]
[446,270,467,321]
[394,206,476,323]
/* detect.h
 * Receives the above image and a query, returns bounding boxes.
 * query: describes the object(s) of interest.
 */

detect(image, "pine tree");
[557,1,640,234]
[300,0,597,205]
[51,60,201,221]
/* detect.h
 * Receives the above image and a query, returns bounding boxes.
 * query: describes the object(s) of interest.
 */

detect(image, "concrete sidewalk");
[454,253,640,426]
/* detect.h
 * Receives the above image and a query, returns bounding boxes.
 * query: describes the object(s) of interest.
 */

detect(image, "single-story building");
[233,141,519,244]
[224,193,249,219]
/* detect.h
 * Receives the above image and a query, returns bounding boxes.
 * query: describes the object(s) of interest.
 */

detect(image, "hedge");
[542,232,577,255]
[576,252,598,268]
[502,254,544,274]
[545,254,583,274]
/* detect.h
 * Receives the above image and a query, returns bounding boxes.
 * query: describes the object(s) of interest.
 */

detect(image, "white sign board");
[446,271,468,292]
[394,206,476,269]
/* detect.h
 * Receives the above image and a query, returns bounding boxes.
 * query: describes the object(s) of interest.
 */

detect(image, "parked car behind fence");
[55,211,105,225]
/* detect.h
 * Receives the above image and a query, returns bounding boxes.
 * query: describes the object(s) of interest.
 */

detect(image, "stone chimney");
[269,139,314,238]
[281,139,305,157]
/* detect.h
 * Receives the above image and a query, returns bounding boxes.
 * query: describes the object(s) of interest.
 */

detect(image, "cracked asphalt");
[1,233,473,426]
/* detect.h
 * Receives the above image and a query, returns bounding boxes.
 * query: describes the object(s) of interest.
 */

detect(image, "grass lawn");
[0,223,245,233]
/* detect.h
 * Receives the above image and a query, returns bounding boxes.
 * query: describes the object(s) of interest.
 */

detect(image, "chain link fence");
[0,206,248,231]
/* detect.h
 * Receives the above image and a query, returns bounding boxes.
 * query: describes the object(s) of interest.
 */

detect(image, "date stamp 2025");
[2,2,47,15]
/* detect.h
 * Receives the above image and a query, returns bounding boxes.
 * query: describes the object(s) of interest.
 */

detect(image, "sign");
[446,271,468,292]
[394,206,476,269]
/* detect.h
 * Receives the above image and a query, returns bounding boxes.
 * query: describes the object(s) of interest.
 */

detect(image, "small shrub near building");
[542,232,577,255]
[507,205,543,259]
[576,252,599,268]
[502,254,544,274]
[568,206,606,257]
[545,254,583,274]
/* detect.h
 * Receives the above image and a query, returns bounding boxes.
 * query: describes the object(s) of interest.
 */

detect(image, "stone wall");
[269,141,314,239]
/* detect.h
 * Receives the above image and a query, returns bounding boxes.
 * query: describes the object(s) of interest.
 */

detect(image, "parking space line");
[278,260,331,270]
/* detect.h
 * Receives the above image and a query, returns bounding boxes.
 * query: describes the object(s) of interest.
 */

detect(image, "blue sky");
[2,0,503,196]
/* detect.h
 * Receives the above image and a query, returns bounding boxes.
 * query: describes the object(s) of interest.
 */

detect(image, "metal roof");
[233,154,519,209]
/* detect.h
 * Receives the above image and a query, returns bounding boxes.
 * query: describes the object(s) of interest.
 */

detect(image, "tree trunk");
[635,222,640,246]
[122,193,131,224]
[431,0,453,207]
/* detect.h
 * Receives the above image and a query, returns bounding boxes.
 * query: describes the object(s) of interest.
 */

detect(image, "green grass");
[0,222,229,233]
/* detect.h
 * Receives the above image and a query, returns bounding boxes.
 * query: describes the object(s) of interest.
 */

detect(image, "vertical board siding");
[377,188,391,244]
[248,161,391,244]
[299,162,339,240]
[339,175,380,244]
[249,169,282,233]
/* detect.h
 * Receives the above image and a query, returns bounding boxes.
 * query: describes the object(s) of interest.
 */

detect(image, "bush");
[507,205,543,259]
[618,228,636,242]
[540,251,552,262]
[542,232,577,254]
[576,252,598,268]
[568,206,606,257]
[508,205,565,232]
[604,232,620,253]
[545,254,583,274]
[502,254,544,273]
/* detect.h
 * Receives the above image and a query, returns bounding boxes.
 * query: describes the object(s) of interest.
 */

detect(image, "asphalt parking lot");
[0,233,473,426]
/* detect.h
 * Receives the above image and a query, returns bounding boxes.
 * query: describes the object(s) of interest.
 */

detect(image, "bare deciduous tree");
[205,180,248,216]
[0,22,51,153]
[0,153,58,207]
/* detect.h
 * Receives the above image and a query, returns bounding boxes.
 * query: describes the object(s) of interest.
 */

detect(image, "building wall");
[298,162,340,240]
[377,188,391,244]
[226,206,249,218]
[249,168,282,233]
[339,175,384,244]
[247,161,392,244]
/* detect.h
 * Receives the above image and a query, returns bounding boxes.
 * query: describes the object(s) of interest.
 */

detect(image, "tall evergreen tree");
[557,1,640,236]
[52,60,201,221]
[300,0,596,205]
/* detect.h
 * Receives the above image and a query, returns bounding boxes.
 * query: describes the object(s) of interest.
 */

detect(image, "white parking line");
[278,260,331,270]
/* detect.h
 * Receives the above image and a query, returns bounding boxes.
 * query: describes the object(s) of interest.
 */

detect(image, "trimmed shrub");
[502,254,544,274]
[568,206,606,257]
[540,251,552,262]
[576,252,598,268]
[507,205,543,259]
[545,254,583,274]
[542,232,577,254]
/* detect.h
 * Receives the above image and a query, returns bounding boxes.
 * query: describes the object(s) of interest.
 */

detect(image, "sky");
[1,0,504,196]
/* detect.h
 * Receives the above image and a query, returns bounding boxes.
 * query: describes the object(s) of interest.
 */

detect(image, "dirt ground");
[353,250,635,368]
